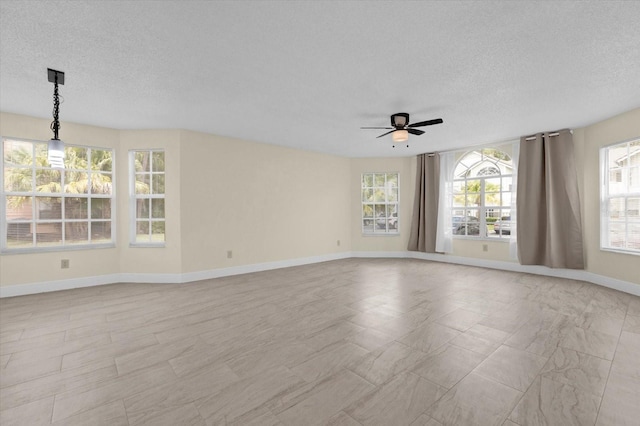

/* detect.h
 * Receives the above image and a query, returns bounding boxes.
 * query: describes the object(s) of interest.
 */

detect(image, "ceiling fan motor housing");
[391,113,409,128]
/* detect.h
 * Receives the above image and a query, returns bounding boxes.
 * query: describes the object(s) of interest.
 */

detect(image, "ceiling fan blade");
[361,127,394,129]
[408,118,444,128]
[376,130,396,138]
[407,128,425,136]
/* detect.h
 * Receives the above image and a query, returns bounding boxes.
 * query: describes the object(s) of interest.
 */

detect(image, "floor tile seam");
[556,338,617,362]
[593,308,629,425]
[469,360,540,396]
[0,356,63,390]
[65,365,178,423]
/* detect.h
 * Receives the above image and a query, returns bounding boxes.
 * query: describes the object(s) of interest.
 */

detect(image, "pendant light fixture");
[47,68,65,169]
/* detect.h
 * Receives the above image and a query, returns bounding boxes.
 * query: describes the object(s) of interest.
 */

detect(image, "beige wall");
[118,129,183,275]
[350,157,416,252]
[579,108,640,284]
[0,113,120,285]
[178,130,351,273]
[2,108,639,290]
[0,113,350,287]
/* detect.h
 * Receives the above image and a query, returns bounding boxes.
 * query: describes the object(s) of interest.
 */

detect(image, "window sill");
[600,247,640,257]
[129,243,166,248]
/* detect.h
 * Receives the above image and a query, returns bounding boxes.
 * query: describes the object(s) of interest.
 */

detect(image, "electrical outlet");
[482,244,488,252]
[61,259,70,269]
[227,250,233,259]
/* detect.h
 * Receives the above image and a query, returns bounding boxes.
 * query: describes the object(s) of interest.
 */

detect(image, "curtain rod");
[423,129,574,156]
[524,129,573,141]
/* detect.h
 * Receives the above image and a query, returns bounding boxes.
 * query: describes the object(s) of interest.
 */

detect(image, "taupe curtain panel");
[517,130,584,269]
[408,153,440,253]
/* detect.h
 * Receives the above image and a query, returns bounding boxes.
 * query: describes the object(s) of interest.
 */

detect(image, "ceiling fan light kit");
[361,112,443,148]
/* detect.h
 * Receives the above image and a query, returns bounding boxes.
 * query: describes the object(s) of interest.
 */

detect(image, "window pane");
[630,167,640,192]
[607,144,627,170]
[35,222,62,245]
[465,194,481,207]
[629,223,640,250]
[6,196,33,220]
[39,197,62,220]
[136,199,150,219]
[6,222,32,247]
[453,182,465,207]
[64,171,89,194]
[608,222,625,248]
[388,187,398,202]
[34,143,48,167]
[91,221,111,242]
[374,189,386,202]
[152,174,165,195]
[374,174,386,187]
[151,221,165,241]
[363,174,373,187]
[608,198,625,219]
[484,192,500,207]
[92,149,112,172]
[135,173,150,194]
[135,151,151,172]
[628,198,640,220]
[362,189,373,202]
[362,204,373,218]
[65,222,88,244]
[386,173,398,186]
[4,167,32,192]
[91,198,111,219]
[136,221,150,242]
[64,198,87,219]
[91,172,113,195]
[485,177,501,191]
[501,192,512,207]
[65,146,88,167]
[151,199,165,218]
[152,151,165,172]
[4,140,34,166]
[362,219,374,232]
[36,169,61,193]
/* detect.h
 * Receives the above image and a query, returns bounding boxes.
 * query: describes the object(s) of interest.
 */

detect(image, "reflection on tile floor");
[1,258,638,425]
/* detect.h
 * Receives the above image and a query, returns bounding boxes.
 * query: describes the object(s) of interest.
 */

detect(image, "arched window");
[452,148,513,238]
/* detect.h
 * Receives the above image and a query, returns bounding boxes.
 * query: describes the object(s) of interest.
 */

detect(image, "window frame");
[451,148,513,241]
[1,137,115,253]
[129,149,166,247]
[600,137,640,255]
[361,172,400,236]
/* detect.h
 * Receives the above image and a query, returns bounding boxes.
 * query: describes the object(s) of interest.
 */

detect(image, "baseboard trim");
[0,252,352,298]
[1,250,638,298]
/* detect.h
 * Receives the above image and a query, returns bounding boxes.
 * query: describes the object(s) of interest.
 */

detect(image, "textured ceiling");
[1,1,639,158]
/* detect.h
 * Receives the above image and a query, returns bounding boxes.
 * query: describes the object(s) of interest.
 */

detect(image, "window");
[452,148,513,239]
[1,138,114,251]
[600,138,640,254]
[362,172,399,234]
[130,150,165,245]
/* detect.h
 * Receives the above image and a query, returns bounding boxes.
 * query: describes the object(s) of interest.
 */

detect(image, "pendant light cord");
[50,76,60,140]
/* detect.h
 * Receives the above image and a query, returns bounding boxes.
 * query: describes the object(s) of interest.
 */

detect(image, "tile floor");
[0,258,638,425]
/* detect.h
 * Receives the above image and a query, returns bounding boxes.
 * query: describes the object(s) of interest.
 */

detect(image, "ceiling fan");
[361,113,443,147]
